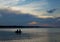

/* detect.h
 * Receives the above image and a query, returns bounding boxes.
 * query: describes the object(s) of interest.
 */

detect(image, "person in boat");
[15,28,22,34]
[18,28,22,33]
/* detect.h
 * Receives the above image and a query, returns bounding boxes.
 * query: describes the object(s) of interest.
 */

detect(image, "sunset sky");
[0,0,60,26]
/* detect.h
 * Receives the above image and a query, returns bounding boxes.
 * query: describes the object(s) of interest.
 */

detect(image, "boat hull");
[15,31,22,34]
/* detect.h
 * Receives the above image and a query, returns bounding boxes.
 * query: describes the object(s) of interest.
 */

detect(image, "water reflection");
[48,28,60,42]
[0,31,31,40]
[0,28,60,42]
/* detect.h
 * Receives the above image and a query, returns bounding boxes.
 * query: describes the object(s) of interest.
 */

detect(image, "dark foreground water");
[0,28,60,42]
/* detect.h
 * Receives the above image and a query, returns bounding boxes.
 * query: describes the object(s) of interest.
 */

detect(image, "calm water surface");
[0,28,60,42]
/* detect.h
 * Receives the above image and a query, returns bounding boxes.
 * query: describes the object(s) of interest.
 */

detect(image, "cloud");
[0,7,50,18]
[0,0,50,18]
[28,21,38,25]
[0,0,60,18]
[11,0,49,18]
[0,0,19,6]
[0,8,60,26]
[0,0,59,26]
[1,0,58,18]
[0,7,21,15]
[0,14,2,17]
[37,16,53,18]
[0,11,36,25]
[47,8,56,13]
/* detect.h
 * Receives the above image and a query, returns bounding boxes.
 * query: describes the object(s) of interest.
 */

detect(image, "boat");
[15,28,22,34]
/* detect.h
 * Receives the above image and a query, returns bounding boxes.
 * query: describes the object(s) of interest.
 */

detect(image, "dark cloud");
[0,8,38,25]
[0,8,60,26]
[0,8,21,15]
[47,8,56,13]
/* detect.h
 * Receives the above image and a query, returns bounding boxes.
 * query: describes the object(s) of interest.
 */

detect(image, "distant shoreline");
[0,26,60,28]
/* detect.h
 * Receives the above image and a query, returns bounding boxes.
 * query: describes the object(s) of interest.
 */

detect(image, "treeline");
[0,26,60,28]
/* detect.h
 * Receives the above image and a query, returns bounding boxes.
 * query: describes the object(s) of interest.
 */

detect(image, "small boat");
[15,28,22,34]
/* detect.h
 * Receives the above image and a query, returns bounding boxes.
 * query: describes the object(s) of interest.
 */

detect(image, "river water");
[0,28,60,42]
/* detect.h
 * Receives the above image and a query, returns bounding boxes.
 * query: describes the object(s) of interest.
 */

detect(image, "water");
[0,28,60,42]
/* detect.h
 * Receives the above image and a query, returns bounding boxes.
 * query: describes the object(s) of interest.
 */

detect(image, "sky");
[0,0,60,26]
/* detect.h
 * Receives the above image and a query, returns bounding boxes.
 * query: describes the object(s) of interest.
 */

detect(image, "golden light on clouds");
[28,21,38,25]
[37,16,54,18]
[0,6,55,18]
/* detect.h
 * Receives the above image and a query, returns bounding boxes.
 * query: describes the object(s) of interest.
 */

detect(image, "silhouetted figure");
[15,28,22,34]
